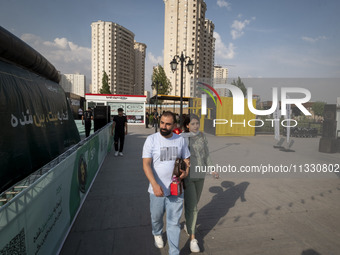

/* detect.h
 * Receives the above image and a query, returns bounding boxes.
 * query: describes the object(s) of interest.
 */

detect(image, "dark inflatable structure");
[0,26,80,193]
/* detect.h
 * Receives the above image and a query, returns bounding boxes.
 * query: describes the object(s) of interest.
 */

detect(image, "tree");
[151,65,172,95]
[100,71,111,94]
[292,106,303,117]
[311,101,326,120]
[231,76,247,97]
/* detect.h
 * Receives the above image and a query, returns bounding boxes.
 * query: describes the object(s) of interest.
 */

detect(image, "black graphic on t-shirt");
[84,111,92,122]
[160,146,178,161]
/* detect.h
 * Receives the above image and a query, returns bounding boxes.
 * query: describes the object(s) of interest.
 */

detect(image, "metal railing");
[0,122,110,208]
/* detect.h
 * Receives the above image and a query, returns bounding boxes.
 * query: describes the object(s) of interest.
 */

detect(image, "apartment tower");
[213,65,229,97]
[134,41,147,95]
[60,73,86,97]
[214,65,229,81]
[91,21,135,94]
[163,0,215,98]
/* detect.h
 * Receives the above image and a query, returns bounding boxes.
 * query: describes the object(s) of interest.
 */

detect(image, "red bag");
[170,181,182,196]
[170,159,186,196]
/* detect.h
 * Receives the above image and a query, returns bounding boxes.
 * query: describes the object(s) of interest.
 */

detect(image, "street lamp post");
[170,52,194,125]
[153,81,162,133]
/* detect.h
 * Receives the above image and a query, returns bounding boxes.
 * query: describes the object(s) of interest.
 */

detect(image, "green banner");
[0,123,113,255]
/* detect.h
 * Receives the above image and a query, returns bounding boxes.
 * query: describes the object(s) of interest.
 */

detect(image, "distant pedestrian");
[175,113,180,124]
[152,108,158,127]
[78,107,83,120]
[82,107,93,137]
[145,112,149,128]
[142,111,190,255]
[180,114,218,253]
[112,108,127,156]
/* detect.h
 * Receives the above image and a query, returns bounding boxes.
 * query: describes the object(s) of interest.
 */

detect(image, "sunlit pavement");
[60,125,340,255]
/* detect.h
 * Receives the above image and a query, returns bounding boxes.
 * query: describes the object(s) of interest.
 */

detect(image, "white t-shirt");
[142,132,190,196]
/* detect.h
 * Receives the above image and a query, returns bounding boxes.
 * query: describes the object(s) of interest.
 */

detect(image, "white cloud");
[231,17,255,40]
[21,33,91,80]
[301,35,327,43]
[147,52,163,65]
[145,52,164,92]
[214,32,235,59]
[217,0,231,10]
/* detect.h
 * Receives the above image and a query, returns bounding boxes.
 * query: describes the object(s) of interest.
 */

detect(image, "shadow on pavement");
[189,180,250,253]
[301,249,321,255]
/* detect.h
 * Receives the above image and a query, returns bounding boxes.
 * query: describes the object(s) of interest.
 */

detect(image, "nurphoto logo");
[199,82,312,128]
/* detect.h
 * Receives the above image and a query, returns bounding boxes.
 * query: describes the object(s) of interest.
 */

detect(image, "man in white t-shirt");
[142,111,190,255]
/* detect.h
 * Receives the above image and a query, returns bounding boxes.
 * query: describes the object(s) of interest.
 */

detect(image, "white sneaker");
[154,235,164,248]
[119,152,123,156]
[190,239,200,253]
[114,151,119,157]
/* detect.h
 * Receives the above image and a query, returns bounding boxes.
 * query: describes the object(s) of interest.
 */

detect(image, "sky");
[1,0,340,102]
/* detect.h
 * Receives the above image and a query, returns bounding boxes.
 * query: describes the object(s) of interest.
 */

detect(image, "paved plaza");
[60,125,340,255]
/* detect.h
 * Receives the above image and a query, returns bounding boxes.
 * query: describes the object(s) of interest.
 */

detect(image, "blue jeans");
[150,193,184,255]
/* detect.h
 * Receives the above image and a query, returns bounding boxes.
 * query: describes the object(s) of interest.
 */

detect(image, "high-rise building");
[213,65,229,97]
[91,20,136,94]
[134,41,147,95]
[59,73,86,97]
[214,65,228,82]
[163,0,215,98]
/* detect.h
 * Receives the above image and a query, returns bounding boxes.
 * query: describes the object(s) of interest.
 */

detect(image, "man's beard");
[160,128,172,137]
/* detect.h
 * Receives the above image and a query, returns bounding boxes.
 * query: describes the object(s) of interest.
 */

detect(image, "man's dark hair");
[161,111,176,124]
[118,108,124,112]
